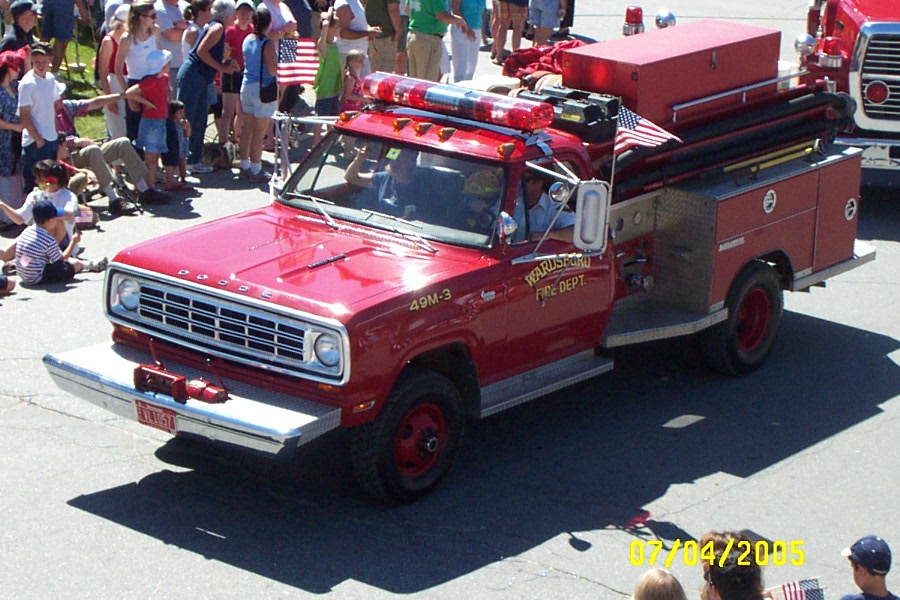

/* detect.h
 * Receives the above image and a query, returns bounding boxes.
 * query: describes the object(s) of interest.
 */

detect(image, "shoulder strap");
[260,38,266,77]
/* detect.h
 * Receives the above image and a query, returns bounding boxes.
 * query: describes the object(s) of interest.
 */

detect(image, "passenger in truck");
[512,168,574,243]
[344,145,424,219]
[459,168,502,234]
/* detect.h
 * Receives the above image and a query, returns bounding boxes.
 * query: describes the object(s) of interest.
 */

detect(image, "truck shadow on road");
[67,311,900,594]
[859,186,900,242]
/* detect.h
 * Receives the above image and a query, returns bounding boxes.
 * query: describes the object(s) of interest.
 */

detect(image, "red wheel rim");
[393,403,446,477]
[735,288,771,352]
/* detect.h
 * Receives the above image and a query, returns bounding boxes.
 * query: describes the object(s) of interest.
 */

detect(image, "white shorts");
[240,82,278,119]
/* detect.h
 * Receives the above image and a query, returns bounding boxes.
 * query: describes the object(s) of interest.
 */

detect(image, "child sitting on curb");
[14,199,107,286]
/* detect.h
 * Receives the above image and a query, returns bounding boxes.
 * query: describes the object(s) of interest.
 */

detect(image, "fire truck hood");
[853,0,897,22]
[114,204,478,320]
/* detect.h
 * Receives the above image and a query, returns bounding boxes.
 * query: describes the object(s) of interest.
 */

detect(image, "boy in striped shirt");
[14,200,106,285]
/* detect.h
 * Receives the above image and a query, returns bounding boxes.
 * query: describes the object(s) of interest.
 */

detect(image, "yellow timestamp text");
[629,539,805,568]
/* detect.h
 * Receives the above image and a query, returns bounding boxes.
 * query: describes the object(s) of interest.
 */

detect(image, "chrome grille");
[861,34,900,120]
[139,284,307,362]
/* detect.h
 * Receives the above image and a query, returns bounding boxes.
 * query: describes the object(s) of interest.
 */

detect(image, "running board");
[601,296,727,348]
[791,240,876,292]
[479,351,614,418]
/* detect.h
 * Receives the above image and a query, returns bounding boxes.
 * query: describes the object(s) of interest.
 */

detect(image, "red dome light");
[822,36,842,56]
[625,6,643,24]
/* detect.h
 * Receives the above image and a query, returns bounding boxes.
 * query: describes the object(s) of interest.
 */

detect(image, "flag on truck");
[614,106,682,155]
[277,38,318,86]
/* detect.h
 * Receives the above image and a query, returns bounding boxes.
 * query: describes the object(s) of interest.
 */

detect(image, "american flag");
[781,578,825,600]
[277,38,318,86]
[614,105,682,155]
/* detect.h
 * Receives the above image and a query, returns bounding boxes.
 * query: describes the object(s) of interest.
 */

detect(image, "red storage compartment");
[813,149,862,271]
[559,19,780,125]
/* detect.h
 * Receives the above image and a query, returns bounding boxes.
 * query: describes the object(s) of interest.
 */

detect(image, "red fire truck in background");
[801,0,900,186]
[44,17,875,503]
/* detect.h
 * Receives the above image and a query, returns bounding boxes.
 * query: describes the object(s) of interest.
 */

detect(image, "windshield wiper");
[390,226,437,254]
[361,208,421,228]
[361,209,437,253]
[283,192,339,230]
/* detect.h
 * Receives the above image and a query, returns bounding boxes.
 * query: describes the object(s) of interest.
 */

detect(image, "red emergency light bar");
[362,72,555,132]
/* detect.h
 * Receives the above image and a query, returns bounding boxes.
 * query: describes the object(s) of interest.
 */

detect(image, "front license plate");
[135,399,177,434]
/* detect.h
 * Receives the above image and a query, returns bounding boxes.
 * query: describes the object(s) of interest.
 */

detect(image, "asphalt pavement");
[3,1,900,599]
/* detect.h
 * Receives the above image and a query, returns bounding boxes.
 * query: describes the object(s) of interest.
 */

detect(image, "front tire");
[351,369,465,503]
[700,261,783,375]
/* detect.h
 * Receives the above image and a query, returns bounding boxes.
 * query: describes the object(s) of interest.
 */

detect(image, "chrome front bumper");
[835,137,900,171]
[43,343,342,457]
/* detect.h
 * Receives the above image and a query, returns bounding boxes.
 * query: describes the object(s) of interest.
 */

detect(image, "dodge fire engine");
[44,17,875,503]
[801,0,900,185]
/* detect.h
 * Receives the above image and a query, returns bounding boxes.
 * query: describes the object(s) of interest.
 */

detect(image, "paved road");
[4,1,900,599]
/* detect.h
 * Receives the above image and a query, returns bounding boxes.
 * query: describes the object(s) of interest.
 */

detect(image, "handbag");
[259,39,278,103]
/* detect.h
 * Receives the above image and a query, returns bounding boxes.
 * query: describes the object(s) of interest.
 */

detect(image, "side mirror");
[548,181,572,204]
[498,211,519,244]
[573,181,610,252]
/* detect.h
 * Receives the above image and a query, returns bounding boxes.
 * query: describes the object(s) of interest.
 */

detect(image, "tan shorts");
[497,0,527,24]
[369,36,398,74]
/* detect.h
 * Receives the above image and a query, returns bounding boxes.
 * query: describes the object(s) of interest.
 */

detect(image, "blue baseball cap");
[32,199,65,223]
[842,536,892,575]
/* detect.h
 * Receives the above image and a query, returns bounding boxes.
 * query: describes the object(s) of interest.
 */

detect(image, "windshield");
[279,132,506,248]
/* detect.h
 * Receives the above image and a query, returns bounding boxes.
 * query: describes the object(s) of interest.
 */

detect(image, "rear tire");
[700,261,783,375]
[351,369,465,503]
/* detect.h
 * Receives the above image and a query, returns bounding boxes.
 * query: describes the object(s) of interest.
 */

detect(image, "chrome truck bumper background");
[43,343,342,456]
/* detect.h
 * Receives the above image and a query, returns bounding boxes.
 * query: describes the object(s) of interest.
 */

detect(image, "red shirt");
[139,73,169,119]
[225,23,252,70]
[103,34,125,76]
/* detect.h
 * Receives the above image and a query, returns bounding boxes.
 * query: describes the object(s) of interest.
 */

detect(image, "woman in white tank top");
[114,1,161,142]
[181,0,212,59]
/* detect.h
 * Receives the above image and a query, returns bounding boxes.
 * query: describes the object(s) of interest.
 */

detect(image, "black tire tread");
[699,260,783,375]
[350,368,464,503]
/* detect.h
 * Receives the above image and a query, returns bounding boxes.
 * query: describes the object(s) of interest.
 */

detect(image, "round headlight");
[116,278,140,311]
[314,333,341,367]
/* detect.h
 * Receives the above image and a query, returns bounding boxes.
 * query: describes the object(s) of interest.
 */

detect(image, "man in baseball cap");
[841,536,898,600]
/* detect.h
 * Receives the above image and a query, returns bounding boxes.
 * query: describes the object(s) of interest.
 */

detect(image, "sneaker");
[2,262,14,276]
[86,257,109,273]
[248,170,270,183]
[138,188,169,205]
[109,199,138,215]
[237,167,252,180]
[188,162,214,174]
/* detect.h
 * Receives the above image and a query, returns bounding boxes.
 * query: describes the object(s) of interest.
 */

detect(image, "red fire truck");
[44,18,875,503]
[801,0,900,185]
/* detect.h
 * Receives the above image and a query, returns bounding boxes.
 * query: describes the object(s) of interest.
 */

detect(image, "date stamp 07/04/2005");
[629,540,805,568]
